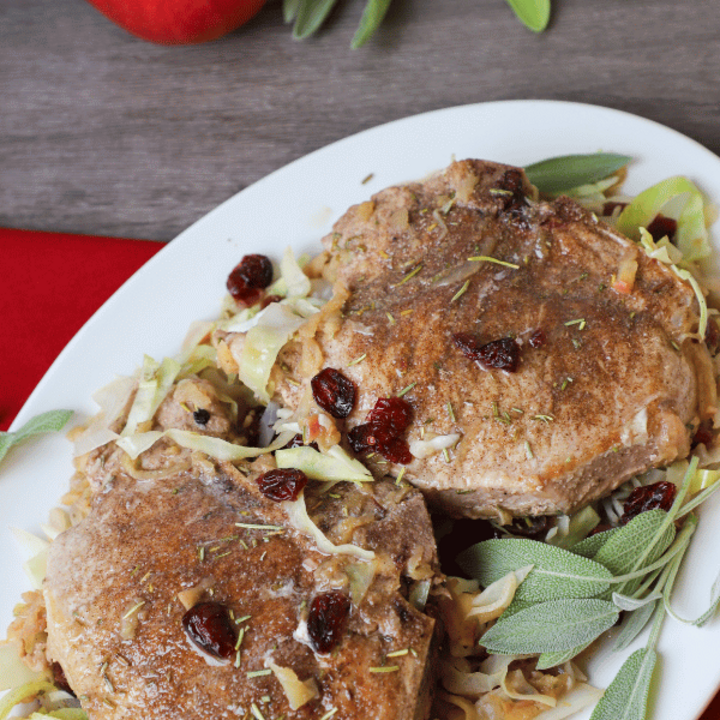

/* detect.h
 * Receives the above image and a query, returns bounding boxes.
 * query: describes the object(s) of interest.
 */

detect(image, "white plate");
[3,100,720,720]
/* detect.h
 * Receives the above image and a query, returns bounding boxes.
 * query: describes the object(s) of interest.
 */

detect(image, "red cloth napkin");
[0,229,162,431]
[2,228,720,720]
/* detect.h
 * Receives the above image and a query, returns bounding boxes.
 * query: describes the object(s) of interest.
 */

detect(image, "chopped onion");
[267,661,318,710]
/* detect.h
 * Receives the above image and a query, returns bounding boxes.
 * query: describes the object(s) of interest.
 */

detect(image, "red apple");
[84,0,269,44]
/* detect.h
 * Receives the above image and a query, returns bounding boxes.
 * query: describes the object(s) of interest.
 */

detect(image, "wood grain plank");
[1,0,720,240]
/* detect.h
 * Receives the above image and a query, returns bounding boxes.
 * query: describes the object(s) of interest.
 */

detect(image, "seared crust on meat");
[44,380,440,720]
[274,159,717,519]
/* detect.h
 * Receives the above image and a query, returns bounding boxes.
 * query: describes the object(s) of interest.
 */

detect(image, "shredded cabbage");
[282,494,375,561]
[616,176,711,261]
[0,679,56,720]
[275,445,373,483]
[117,427,295,462]
[236,303,307,403]
[0,643,42,692]
[122,355,181,437]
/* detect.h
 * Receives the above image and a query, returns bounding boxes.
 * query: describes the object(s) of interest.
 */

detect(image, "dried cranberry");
[453,333,520,372]
[620,481,677,524]
[367,397,413,436]
[52,662,74,695]
[347,397,414,465]
[692,420,714,448]
[311,368,356,419]
[373,435,413,464]
[529,329,546,348]
[256,468,308,502]
[193,408,211,426]
[646,214,678,243]
[182,601,237,660]
[226,254,274,306]
[307,590,351,654]
[495,168,529,219]
[347,423,374,454]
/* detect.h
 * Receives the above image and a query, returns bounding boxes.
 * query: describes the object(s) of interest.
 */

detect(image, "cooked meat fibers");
[274,159,717,519]
[44,381,439,719]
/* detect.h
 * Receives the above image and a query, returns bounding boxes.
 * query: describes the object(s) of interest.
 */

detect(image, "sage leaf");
[0,410,73,466]
[283,0,301,22]
[524,153,631,194]
[292,0,339,39]
[694,568,720,627]
[458,538,612,603]
[536,638,595,670]
[614,601,657,651]
[589,647,657,720]
[570,527,617,558]
[593,509,675,597]
[351,0,392,48]
[503,0,550,33]
[480,598,619,655]
[612,591,662,612]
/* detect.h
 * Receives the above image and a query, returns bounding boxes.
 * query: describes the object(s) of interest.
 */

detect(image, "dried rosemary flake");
[564,318,587,330]
[533,414,555,423]
[369,665,400,673]
[235,627,246,650]
[400,309,413,316]
[362,173,374,184]
[561,377,574,391]
[247,669,273,679]
[468,256,520,269]
[451,279,471,303]
[386,649,410,658]
[103,674,114,693]
[122,601,145,620]
[443,448,451,463]
[525,441,534,459]
[446,401,456,422]
[395,467,407,486]
[319,709,338,720]
[394,264,423,287]
[386,312,396,325]
[235,523,284,532]
[251,703,266,720]
[348,353,367,367]
[397,382,417,398]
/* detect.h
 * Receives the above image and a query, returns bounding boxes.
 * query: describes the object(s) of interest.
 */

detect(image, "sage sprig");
[461,456,720,720]
[0,409,73,466]
[282,0,553,48]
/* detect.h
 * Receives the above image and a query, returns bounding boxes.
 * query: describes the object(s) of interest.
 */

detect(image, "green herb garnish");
[524,152,632,195]
[458,457,720,720]
[0,409,73,466]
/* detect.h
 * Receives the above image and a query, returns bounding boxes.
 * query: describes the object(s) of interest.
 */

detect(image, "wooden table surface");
[3,1,720,718]
[2,0,720,242]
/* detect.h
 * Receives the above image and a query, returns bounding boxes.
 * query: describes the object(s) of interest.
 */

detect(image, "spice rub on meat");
[272,159,717,519]
[43,379,440,720]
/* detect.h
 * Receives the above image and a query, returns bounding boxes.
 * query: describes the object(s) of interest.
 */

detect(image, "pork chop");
[270,159,716,519]
[44,380,440,719]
